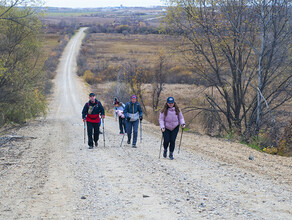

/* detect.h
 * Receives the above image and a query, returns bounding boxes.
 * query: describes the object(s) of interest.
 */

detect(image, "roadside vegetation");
[0,1,79,126]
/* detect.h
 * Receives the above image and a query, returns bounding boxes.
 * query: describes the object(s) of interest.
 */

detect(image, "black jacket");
[82,99,105,122]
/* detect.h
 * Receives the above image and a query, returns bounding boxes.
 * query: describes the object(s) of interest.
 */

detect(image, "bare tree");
[152,52,167,113]
[122,61,149,116]
[165,0,291,141]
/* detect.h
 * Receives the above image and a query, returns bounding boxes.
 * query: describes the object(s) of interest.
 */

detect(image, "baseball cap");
[89,93,95,97]
[167,97,175,103]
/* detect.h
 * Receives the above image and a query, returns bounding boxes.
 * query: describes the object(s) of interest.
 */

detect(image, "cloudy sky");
[44,0,165,8]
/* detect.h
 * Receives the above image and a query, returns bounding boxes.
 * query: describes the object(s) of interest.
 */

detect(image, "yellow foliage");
[83,70,96,84]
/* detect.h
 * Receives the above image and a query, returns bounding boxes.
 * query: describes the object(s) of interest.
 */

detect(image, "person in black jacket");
[123,95,143,148]
[82,93,105,149]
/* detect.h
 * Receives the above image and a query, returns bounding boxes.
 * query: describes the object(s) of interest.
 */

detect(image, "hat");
[131,95,137,99]
[89,93,95,97]
[167,97,174,103]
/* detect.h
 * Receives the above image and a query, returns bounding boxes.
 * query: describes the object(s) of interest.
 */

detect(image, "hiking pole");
[140,119,142,143]
[120,132,126,147]
[84,121,86,144]
[159,133,163,159]
[178,128,184,154]
[102,118,105,147]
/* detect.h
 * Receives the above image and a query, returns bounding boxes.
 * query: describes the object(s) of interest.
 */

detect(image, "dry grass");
[83,33,184,71]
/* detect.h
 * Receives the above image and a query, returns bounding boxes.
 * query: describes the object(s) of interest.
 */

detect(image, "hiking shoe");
[127,140,130,144]
[95,142,98,147]
[163,150,167,158]
[89,145,93,149]
[169,152,174,160]
[132,145,137,148]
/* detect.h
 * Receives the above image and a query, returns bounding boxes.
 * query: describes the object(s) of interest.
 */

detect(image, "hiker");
[82,93,105,149]
[113,98,126,134]
[159,97,185,160]
[123,95,143,148]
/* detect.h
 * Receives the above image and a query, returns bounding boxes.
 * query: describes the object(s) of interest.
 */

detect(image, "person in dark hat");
[123,95,143,148]
[159,97,185,160]
[82,93,105,149]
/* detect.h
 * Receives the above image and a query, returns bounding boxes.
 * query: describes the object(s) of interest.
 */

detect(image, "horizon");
[44,0,165,8]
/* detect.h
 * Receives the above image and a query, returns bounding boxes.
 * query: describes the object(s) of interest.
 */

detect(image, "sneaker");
[132,145,137,148]
[127,140,130,144]
[89,145,93,149]
[120,132,124,135]
[95,142,98,147]
[163,150,167,158]
[169,152,174,160]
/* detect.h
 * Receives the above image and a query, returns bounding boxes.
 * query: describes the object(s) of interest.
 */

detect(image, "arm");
[138,103,143,117]
[123,103,129,118]
[159,112,165,130]
[82,103,88,119]
[99,101,105,116]
[114,107,117,119]
[179,111,185,126]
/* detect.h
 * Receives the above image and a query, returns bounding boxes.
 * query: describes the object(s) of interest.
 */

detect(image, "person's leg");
[87,122,93,148]
[163,129,171,150]
[169,125,180,159]
[127,121,132,143]
[119,117,123,134]
[93,122,100,146]
[132,120,139,146]
[122,118,126,133]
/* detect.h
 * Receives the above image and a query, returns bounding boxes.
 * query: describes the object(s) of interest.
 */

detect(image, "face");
[89,96,95,102]
[167,102,174,107]
[131,97,137,103]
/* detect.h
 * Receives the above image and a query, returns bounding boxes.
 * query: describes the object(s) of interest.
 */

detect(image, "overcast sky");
[44,0,165,8]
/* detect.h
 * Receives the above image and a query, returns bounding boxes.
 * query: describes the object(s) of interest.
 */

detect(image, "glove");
[139,116,143,121]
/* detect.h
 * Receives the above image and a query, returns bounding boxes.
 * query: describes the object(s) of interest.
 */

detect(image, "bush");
[83,70,96,84]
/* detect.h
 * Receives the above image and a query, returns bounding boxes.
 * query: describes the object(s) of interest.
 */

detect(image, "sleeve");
[179,111,185,125]
[114,107,117,119]
[159,112,165,129]
[82,103,88,119]
[123,103,129,118]
[99,101,105,116]
[122,103,125,108]
[138,103,143,117]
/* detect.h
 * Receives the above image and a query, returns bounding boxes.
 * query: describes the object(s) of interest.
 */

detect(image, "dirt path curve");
[0,28,291,219]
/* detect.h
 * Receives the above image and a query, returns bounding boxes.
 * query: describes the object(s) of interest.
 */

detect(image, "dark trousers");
[163,125,179,153]
[119,117,126,134]
[87,121,100,146]
[127,120,139,145]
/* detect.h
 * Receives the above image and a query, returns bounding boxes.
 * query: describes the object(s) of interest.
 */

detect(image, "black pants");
[87,121,100,146]
[163,125,179,153]
[119,117,126,134]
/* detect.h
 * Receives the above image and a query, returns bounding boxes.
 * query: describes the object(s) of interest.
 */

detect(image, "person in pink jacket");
[159,97,185,160]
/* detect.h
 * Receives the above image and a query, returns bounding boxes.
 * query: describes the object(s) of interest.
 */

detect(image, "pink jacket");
[159,107,185,131]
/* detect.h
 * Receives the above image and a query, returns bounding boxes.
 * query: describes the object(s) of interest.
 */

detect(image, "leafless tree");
[165,0,291,141]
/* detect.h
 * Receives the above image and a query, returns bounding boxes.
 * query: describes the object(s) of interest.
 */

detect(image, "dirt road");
[0,28,291,219]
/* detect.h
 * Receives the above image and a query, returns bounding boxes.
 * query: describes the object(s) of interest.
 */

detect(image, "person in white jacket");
[113,98,126,134]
